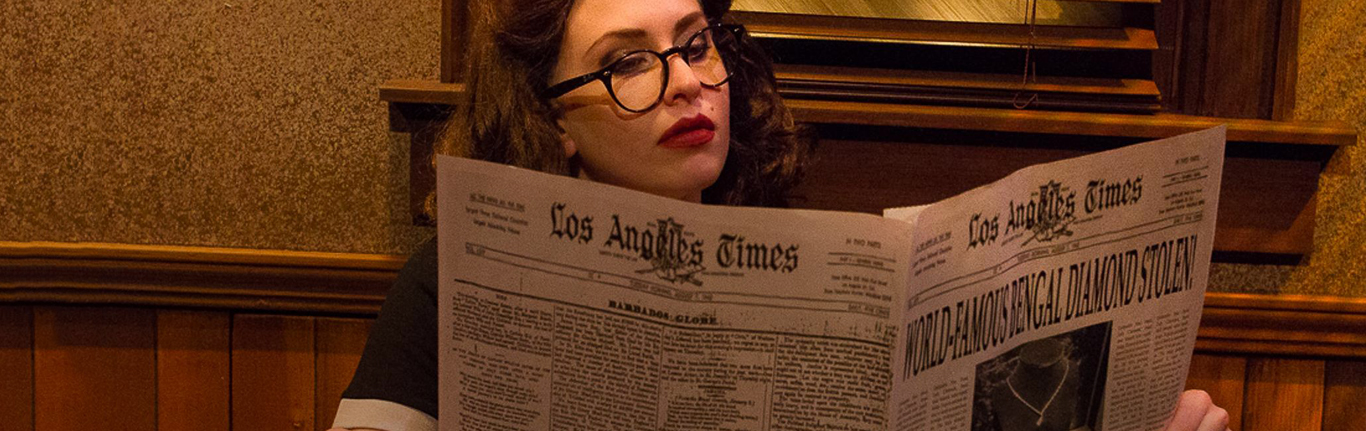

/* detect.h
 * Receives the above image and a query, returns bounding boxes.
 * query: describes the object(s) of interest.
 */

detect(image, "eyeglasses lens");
[687,28,732,85]
[608,27,734,112]
[610,53,665,112]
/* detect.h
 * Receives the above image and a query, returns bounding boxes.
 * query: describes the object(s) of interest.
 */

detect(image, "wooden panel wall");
[33,307,157,430]
[0,306,371,431]
[1322,361,1366,431]
[0,302,1361,431]
[1243,359,1325,430]
[0,306,34,430]
[316,318,373,431]
[4,244,1364,431]
[1171,0,1301,119]
[233,315,316,430]
[1182,356,1366,431]
[1185,354,1246,431]
[157,310,230,431]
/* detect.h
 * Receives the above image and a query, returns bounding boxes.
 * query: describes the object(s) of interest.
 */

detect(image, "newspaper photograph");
[436,126,1226,431]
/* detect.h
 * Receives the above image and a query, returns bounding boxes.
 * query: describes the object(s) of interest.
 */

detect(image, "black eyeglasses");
[543,23,743,113]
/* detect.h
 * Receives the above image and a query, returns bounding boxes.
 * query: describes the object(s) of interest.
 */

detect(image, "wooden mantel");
[378,80,1355,146]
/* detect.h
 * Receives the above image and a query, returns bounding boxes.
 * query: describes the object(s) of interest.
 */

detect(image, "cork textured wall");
[0,0,438,254]
[0,0,1362,293]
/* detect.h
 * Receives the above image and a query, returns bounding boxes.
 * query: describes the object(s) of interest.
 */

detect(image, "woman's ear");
[556,118,577,158]
[560,135,578,158]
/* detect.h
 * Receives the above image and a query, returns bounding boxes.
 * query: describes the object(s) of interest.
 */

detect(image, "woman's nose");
[661,55,703,106]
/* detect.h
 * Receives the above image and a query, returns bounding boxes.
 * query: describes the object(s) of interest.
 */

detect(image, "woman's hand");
[1165,390,1231,431]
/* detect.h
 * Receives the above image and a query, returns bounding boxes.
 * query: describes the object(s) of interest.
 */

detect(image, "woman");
[332,0,1230,430]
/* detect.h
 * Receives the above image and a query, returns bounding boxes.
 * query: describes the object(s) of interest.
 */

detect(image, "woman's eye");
[599,48,631,67]
[611,55,653,75]
[685,39,712,61]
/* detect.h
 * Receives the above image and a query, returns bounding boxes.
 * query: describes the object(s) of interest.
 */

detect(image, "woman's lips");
[658,115,716,148]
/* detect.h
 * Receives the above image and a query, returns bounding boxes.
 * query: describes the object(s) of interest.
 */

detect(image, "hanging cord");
[1012,0,1040,109]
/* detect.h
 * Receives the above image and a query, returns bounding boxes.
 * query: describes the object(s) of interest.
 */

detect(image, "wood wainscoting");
[2,241,1364,430]
[0,306,372,431]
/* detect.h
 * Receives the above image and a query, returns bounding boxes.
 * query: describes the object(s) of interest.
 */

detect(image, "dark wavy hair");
[429,0,811,213]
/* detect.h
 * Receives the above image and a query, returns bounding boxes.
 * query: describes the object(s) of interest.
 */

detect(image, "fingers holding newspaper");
[1165,390,1231,431]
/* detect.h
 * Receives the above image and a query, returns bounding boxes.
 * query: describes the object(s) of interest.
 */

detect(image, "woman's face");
[550,0,730,203]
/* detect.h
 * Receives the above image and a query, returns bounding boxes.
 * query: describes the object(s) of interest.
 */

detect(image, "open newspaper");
[437,126,1225,431]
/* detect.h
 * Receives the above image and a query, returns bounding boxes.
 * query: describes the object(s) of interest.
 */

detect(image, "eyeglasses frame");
[542,23,745,113]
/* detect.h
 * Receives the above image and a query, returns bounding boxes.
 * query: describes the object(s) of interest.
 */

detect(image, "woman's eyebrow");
[673,11,706,35]
[583,10,710,60]
[584,29,648,62]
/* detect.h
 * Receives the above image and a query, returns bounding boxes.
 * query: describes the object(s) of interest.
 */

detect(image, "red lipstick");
[658,114,716,149]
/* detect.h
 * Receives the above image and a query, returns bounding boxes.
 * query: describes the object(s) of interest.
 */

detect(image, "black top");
[342,237,440,418]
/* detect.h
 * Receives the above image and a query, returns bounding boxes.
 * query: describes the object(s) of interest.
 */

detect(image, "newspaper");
[437,126,1225,431]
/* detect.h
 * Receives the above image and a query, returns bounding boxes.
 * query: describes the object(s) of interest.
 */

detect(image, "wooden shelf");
[379,80,465,105]
[378,80,1354,146]
[785,99,1357,146]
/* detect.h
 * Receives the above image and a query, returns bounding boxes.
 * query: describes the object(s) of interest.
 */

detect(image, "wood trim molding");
[1270,0,1300,121]
[774,64,1163,113]
[0,242,404,316]
[729,11,1159,51]
[440,0,469,83]
[1198,293,1366,358]
[777,64,1162,97]
[4,242,1366,359]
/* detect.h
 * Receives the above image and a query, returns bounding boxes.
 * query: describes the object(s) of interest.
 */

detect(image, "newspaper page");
[885,126,1226,431]
[436,156,916,431]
